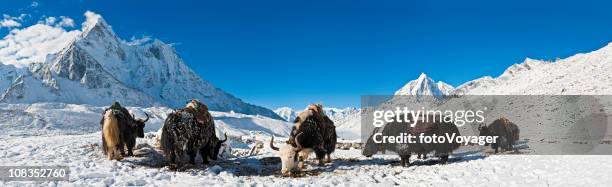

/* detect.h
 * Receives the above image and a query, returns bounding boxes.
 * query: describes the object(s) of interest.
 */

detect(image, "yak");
[479,117,520,153]
[273,104,337,175]
[286,109,326,168]
[101,102,149,160]
[160,99,227,167]
[363,115,461,167]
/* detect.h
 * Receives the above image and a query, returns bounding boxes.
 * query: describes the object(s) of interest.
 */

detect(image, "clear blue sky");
[1,0,611,109]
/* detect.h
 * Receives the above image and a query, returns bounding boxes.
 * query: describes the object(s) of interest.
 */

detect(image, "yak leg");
[298,151,310,169]
[127,147,133,156]
[200,146,210,165]
[187,148,197,165]
[102,135,107,155]
[440,155,449,164]
[168,150,176,164]
[325,154,332,163]
[317,154,325,166]
[126,139,135,156]
[298,157,306,169]
[314,148,326,166]
[493,143,499,154]
[400,155,410,167]
[170,150,183,168]
[118,141,126,156]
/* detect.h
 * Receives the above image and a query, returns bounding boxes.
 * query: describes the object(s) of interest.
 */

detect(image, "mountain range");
[278,42,612,140]
[0,11,282,120]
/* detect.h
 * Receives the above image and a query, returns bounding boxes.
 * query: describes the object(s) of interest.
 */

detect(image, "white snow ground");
[1,103,612,186]
[2,132,612,186]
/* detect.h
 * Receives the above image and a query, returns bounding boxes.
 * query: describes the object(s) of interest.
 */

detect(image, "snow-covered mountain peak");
[0,11,282,120]
[81,11,114,37]
[394,72,454,97]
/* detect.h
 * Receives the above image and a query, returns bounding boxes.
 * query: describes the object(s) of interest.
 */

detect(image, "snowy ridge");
[454,43,612,95]
[0,11,281,119]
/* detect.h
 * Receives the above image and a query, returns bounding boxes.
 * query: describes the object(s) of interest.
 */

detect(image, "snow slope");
[0,103,291,138]
[0,11,281,120]
[454,43,612,95]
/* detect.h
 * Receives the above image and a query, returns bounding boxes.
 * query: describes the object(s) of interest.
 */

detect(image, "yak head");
[209,133,228,160]
[270,134,303,176]
[131,113,150,138]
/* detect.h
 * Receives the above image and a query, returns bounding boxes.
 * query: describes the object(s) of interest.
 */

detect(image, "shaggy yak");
[100,102,149,160]
[362,115,461,167]
[479,117,520,153]
[160,99,227,167]
[270,104,337,176]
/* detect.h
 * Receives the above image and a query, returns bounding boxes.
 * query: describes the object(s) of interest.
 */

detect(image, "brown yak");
[102,110,122,160]
[101,102,149,160]
[479,117,520,153]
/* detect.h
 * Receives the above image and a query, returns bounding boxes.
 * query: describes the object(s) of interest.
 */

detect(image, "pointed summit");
[81,11,115,38]
[394,72,454,98]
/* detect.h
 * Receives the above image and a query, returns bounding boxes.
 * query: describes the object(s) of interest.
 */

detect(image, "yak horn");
[143,113,150,122]
[270,136,279,151]
[293,132,303,151]
[220,133,228,143]
[131,113,135,119]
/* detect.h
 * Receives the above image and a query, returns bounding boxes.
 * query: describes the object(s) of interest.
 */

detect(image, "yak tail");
[103,110,121,160]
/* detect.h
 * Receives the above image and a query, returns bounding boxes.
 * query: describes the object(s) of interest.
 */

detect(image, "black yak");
[363,115,461,167]
[479,117,520,153]
[160,99,227,167]
[101,102,149,160]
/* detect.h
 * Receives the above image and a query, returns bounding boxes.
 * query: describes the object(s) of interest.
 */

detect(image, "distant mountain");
[274,107,298,122]
[394,73,454,98]
[454,43,612,95]
[0,11,281,120]
[274,106,359,123]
